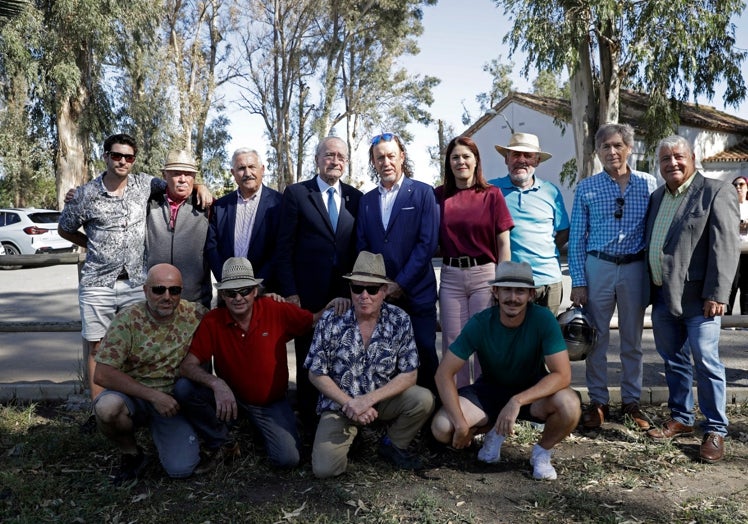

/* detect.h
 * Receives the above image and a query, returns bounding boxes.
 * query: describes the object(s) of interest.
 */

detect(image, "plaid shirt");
[569,169,658,287]
[59,172,166,288]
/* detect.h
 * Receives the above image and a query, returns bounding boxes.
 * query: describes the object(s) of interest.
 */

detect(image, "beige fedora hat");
[161,150,199,173]
[494,133,552,162]
[343,251,392,285]
[215,257,264,290]
[487,261,536,288]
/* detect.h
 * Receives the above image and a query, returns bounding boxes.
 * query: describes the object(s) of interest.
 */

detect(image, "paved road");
[1,263,746,403]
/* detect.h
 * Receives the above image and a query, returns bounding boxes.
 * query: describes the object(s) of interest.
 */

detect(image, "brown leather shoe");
[581,402,609,429]
[621,402,651,430]
[646,418,694,439]
[699,432,725,463]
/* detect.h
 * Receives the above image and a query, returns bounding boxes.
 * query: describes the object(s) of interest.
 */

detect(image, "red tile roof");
[703,140,748,163]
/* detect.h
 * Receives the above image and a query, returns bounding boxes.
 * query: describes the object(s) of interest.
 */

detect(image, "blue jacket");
[356,176,439,306]
[205,185,282,290]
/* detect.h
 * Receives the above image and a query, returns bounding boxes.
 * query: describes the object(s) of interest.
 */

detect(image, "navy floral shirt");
[59,172,166,288]
[305,302,419,414]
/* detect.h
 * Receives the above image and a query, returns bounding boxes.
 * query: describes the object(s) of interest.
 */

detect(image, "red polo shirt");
[188,297,313,405]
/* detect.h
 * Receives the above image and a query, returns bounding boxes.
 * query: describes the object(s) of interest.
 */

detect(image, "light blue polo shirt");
[490,176,570,285]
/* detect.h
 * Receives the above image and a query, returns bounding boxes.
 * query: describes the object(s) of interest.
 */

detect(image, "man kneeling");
[305,251,435,478]
[431,261,580,480]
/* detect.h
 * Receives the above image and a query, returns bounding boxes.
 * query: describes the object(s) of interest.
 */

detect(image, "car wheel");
[0,243,22,269]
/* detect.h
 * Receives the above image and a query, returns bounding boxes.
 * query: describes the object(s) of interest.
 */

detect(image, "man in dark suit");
[276,136,363,429]
[205,148,282,291]
[645,135,739,464]
[357,133,440,394]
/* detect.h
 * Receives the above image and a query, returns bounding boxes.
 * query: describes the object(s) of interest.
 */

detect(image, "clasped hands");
[342,396,378,425]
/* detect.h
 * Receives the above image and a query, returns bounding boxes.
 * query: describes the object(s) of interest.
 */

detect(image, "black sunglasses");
[350,283,384,295]
[614,197,624,219]
[222,286,256,299]
[107,151,136,163]
[150,285,182,295]
[370,133,395,146]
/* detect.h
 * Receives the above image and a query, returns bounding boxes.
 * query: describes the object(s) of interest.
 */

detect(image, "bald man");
[93,264,208,484]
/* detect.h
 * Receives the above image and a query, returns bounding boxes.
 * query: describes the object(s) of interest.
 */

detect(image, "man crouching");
[431,261,580,480]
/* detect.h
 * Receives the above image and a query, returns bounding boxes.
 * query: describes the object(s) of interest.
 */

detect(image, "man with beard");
[205,148,282,291]
[93,264,207,483]
[431,261,580,481]
[489,133,569,315]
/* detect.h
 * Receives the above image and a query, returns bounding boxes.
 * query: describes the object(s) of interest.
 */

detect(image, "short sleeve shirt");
[305,303,419,414]
[58,172,166,287]
[95,301,207,392]
[435,185,514,261]
[188,298,313,405]
[450,302,566,389]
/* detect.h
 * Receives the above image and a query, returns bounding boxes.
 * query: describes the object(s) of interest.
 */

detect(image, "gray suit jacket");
[645,172,739,317]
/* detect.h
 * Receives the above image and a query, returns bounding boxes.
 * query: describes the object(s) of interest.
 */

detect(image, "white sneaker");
[530,444,557,480]
[477,430,504,464]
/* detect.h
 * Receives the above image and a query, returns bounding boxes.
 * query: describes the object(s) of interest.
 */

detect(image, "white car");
[0,208,77,255]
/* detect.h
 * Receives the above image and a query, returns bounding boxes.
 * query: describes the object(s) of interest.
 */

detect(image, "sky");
[225,0,748,188]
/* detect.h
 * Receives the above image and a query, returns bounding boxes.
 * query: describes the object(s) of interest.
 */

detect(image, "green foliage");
[497,0,747,149]
[559,157,578,188]
[476,56,515,113]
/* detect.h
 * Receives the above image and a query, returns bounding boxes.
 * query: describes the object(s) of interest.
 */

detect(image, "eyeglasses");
[350,283,384,295]
[370,133,395,145]
[150,286,182,295]
[222,286,256,299]
[323,152,348,162]
[108,151,137,163]
[614,197,624,219]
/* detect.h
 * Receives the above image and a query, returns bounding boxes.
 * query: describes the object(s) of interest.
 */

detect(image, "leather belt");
[442,254,493,268]
[588,250,645,265]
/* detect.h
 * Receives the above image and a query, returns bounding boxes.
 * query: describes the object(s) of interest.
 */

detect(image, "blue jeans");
[651,288,728,436]
[94,390,200,478]
[173,378,300,467]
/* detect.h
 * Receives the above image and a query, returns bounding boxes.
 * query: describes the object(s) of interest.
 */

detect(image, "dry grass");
[1,401,747,523]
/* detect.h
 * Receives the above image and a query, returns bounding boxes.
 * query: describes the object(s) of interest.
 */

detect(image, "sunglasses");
[150,285,182,295]
[222,286,256,299]
[614,197,624,219]
[370,133,396,145]
[108,151,137,163]
[350,283,384,295]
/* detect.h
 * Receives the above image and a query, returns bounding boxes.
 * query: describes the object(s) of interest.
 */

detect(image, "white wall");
[471,102,577,212]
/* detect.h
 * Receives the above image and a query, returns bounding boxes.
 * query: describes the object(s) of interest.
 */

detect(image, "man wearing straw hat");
[147,150,212,308]
[489,133,570,315]
[431,261,580,481]
[175,257,347,471]
[305,251,435,478]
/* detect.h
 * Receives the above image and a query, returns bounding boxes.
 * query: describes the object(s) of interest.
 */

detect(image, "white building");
[463,91,748,210]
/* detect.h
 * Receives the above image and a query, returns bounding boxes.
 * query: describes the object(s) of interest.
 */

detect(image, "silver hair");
[231,148,264,168]
[656,135,693,157]
[595,123,635,150]
[315,136,348,158]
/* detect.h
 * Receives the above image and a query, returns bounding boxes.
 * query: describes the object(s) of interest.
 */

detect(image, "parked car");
[0,208,77,255]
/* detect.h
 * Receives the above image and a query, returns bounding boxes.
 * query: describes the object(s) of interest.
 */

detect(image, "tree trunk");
[55,86,88,210]
[568,38,599,181]
[597,16,620,125]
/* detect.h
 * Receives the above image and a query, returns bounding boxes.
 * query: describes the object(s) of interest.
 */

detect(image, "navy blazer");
[205,185,282,288]
[275,177,362,310]
[356,176,439,306]
[645,172,739,317]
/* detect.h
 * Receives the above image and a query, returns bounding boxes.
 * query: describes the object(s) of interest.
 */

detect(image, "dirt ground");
[3,401,746,523]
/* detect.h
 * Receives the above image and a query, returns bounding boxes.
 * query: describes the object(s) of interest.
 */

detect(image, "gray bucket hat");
[487,261,536,288]
[343,251,391,285]
[215,257,264,290]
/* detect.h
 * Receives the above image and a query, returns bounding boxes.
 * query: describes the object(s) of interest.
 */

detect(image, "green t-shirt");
[450,302,566,389]
[96,301,207,392]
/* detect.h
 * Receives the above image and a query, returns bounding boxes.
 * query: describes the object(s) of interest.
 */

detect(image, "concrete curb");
[2,382,747,406]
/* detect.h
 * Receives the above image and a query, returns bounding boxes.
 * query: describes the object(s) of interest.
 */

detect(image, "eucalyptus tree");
[496,0,747,180]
